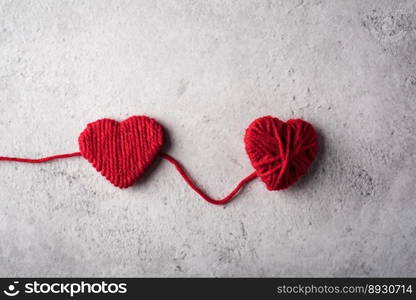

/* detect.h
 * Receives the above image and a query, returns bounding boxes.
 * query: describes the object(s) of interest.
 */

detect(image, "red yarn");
[0,150,256,205]
[78,116,164,188]
[161,153,257,205]
[0,152,81,163]
[0,115,319,205]
[244,116,319,190]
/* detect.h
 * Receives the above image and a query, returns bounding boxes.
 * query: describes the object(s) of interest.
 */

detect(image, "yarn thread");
[161,153,257,205]
[0,151,257,205]
[0,152,81,163]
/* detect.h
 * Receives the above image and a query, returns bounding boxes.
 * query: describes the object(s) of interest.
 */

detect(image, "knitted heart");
[78,116,164,188]
[244,116,318,190]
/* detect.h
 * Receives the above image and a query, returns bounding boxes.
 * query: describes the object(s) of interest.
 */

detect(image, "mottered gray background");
[0,0,415,277]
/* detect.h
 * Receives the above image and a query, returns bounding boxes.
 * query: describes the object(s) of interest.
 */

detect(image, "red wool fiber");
[0,115,319,205]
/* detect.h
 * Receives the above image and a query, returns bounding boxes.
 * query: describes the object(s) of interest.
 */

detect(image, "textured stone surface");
[0,0,415,277]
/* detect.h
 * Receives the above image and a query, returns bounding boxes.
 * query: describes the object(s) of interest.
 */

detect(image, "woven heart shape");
[244,116,318,190]
[79,116,164,188]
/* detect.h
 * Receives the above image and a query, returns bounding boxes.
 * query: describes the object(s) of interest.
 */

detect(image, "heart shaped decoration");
[244,116,318,190]
[79,116,164,188]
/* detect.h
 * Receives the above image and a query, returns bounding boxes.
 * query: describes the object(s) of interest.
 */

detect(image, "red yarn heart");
[244,116,318,190]
[78,116,164,188]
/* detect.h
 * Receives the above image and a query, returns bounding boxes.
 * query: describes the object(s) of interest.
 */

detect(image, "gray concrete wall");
[0,0,415,276]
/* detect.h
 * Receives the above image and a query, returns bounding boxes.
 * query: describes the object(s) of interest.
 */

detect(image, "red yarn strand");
[161,153,257,205]
[0,152,81,163]
[0,150,256,205]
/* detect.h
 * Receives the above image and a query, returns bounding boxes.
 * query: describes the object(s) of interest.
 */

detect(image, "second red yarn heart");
[244,116,319,190]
